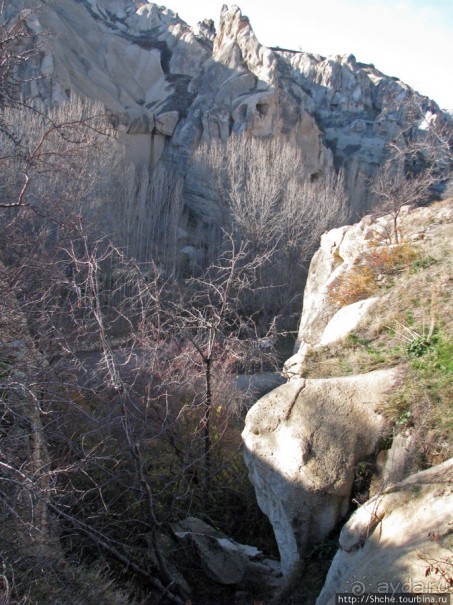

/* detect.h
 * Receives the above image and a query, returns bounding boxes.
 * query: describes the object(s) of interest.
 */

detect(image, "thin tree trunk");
[393,212,399,244]
[203,357,212,505]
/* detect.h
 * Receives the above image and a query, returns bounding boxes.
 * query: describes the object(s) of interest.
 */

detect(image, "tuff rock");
[317,459,453,604]
[284,201,453,379]
[244,200,452,577]
[283,217,376,378]
[7,1,448,217]
[242,369,398,575]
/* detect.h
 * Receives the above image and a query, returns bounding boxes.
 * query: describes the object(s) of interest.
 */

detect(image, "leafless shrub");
[371,159,435,243]
[371,98,453,242]
[193,134,349,324]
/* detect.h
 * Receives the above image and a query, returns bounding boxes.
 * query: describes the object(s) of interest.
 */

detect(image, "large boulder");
[171,517,250,585]
[242,369,399,575]
[241,200,452,595]
[169,517,282,590]
[317,458,453,604]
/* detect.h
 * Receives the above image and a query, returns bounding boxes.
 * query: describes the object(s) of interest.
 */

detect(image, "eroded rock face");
[9,2,447,215]
[280,52,416,178]
[283,217,375,378]
[317,459,453,604]
[285,202,453,379]
[246,200,452,579]
[242,369,399,575]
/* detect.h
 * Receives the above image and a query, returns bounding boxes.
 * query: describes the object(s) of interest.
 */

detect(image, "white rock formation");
[320,297,378,346]
[317,458,453,604]
[289,202,452,377]
[283,217,374,378]
[284,201,453,380]
[242,369,399,575]
[8,1,449,217]
[243,201,453,580]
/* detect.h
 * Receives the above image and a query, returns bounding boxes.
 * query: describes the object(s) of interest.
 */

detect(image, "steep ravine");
[2,2,452,602]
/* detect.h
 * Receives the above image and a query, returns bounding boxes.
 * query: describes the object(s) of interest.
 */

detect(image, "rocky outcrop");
[242,369,399,575]
[169,517,282,591]
[284,201,453,378]
[280,51,424,177]
[283,216,376,378]
[317,459,453,604]
[243,200,452,579]
[8,1,448,216]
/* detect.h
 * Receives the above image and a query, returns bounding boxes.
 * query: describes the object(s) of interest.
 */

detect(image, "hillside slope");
[7,1,450,213]
[243,199,452,598]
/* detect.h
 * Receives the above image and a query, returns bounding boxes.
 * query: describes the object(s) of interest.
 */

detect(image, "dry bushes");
[327,243,420,307]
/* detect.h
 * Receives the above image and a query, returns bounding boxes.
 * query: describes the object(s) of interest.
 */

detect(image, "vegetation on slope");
[303,199,453,466]
[1,6,452,604]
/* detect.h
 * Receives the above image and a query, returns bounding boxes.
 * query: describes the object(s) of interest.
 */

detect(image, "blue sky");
[163,0,453,110]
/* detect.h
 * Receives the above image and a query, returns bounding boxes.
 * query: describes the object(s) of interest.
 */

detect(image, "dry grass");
[305,205,453,464]
[327,243,420,308]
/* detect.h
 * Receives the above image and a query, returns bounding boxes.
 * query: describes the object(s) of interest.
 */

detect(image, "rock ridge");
[8,1,449,213]
[242,200,452,581]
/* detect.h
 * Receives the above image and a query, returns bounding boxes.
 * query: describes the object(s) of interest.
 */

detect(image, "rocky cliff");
[317,459,453,604]
[8,1,448,215]
[242,199,453,595]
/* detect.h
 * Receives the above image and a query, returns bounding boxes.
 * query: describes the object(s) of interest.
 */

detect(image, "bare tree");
[387,97,452,179]
[0,14,183,598]
[164,235,277,502]
[196,135,348,253]
[193,134,349,324]
[0,97,118,210]
[371,99,452,243]
[371,159,435,244]
[1,151,275,603]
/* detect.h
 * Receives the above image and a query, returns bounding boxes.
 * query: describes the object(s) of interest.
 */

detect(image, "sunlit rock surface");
[8,1,446,211]
[242,369,398,575]
[317,458,453,604]
[245,200,452,579]
[284,202,453,379]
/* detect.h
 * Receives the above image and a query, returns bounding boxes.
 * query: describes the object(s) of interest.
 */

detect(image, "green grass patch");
[301,207,452,465]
